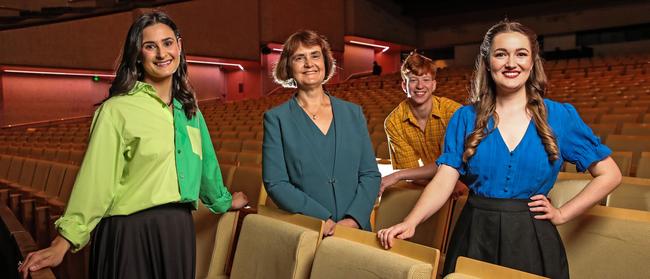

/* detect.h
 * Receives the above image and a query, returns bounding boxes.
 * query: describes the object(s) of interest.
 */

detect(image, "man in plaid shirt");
[381,51,465,196]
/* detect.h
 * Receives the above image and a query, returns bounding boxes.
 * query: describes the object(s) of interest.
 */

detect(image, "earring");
[286,78,297,88]
[137,60,141,64]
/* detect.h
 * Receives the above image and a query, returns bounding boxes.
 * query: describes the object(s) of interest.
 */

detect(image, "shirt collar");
[400,96,443,123]
[130,81,173,108]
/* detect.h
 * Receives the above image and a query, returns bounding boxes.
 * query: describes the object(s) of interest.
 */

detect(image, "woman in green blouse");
[20,11,247,279]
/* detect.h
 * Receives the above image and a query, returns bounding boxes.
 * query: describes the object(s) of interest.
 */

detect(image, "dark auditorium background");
[1,1,650,279]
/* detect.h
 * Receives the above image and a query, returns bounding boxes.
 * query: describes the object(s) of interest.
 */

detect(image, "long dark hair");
[109,11,197,119]
[463,19,558,163]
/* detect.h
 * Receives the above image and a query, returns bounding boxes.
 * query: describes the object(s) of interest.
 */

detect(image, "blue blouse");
[436,99,611,199]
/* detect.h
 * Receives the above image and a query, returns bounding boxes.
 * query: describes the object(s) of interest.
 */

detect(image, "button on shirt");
[436,99,611,199]
[55,81,232,251]
[385,96,461,169]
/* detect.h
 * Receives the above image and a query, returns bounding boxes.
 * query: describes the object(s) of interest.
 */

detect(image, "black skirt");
[90,203,195,279]
[443,194,569,279]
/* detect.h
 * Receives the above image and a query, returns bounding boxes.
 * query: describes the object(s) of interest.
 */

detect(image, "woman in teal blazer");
[263,30,380,234]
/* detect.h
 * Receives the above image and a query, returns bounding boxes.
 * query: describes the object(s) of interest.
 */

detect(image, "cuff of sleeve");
[204,195,233,214]
[54,217,89,253]
[575,144,612,173]
[436,153,466,175]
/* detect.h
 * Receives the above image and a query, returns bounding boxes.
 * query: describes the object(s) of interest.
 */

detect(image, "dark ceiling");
[387,0,649,28]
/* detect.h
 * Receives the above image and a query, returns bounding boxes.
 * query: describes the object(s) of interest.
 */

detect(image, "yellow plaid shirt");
[385,96,461,169]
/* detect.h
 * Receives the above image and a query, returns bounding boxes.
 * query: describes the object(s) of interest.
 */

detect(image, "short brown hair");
[400,51,436,81]
[273,30,336,87]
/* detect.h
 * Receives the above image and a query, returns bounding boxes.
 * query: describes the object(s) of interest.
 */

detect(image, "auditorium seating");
[229,207,323,279]
[310,225,439,279]
[558,205,650,279]
[193,203,240,279]
[374,181,454,253]
[444,256,548,279]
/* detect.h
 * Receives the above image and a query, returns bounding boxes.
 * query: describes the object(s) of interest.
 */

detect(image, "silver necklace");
[297,96,325,120]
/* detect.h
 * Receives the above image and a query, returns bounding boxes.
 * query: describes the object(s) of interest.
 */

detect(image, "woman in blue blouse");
[377,20,621,278]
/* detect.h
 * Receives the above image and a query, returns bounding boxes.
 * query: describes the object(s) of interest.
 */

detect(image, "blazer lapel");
[330,97,343,180]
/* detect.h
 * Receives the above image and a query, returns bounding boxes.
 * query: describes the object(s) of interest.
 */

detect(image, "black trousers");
[443,194,569,279]
[90,203,195,279]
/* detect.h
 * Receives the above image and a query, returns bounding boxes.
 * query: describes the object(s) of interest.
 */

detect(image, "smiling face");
[290,44,326,89]
[402,72,436,106]
[140,23,182,84]
[489,32,533,96]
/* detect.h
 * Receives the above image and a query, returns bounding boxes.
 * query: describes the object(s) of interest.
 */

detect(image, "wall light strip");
[349,40,390,53]
[187,59,244,71]
[272,48,284,52]
[2,69,115,78]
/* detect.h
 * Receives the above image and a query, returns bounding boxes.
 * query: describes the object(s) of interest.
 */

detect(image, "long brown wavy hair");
[463,19,559,162]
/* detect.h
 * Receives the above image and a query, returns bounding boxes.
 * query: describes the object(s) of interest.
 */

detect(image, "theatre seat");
[229,207,322,279]
[606,176,650,211]
[444,257,548,279]
[193,202,239,279]
[310,225,439,279]
[375,181,453,252]
[558,205,650,279]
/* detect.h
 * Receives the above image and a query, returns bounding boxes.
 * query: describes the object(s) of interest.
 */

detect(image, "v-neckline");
[495,120,533,153]
[294,97,333,136]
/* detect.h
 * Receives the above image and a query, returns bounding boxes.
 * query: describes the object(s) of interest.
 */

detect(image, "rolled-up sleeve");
[55,105,125,252]
[197,111,232,213]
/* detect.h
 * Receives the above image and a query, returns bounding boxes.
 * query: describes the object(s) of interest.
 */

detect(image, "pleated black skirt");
[90,203,195,279]
[443,194,569,279]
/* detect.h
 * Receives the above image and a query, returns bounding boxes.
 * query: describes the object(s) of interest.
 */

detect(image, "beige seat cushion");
[606,178,650,211]
[193,203,238,279]
[230,214,319,279]
[310,237,433,279]
[375,182,452,251]
[548,180,590,207]
[558,206,650,279]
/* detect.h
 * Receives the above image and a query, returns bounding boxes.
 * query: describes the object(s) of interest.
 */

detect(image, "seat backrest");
[59,165,80,202]
[375,141,390,160]
[611,151,633,176]
[558,205,650,279]
[229,213,321,279]
[374,182,454,252]
[606,176,650,211]
[68,150,85,165]
[214,164,235,190]
[43,163,66,198]
[620,123,650,136]
[444,257,548,279]
[30,160,52,191]
[54,149,71,163]
[310,225,439,279]
[230,166,263,205]
[241,140,262,153]
[220,139,243,152]
[637,152,650,179]
[217,150,238,165]
[548,179,590,208]
[0,155,13,179]
[16,158,38,186]
[193,202,239,279]
[42,149,57,161]
[237,151,262,166]
[6,156,25,183]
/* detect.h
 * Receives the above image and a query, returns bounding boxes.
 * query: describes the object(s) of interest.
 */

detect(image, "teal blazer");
[262,95,381,230]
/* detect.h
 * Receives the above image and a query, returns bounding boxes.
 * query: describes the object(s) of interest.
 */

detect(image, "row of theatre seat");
[189,170,650,279]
